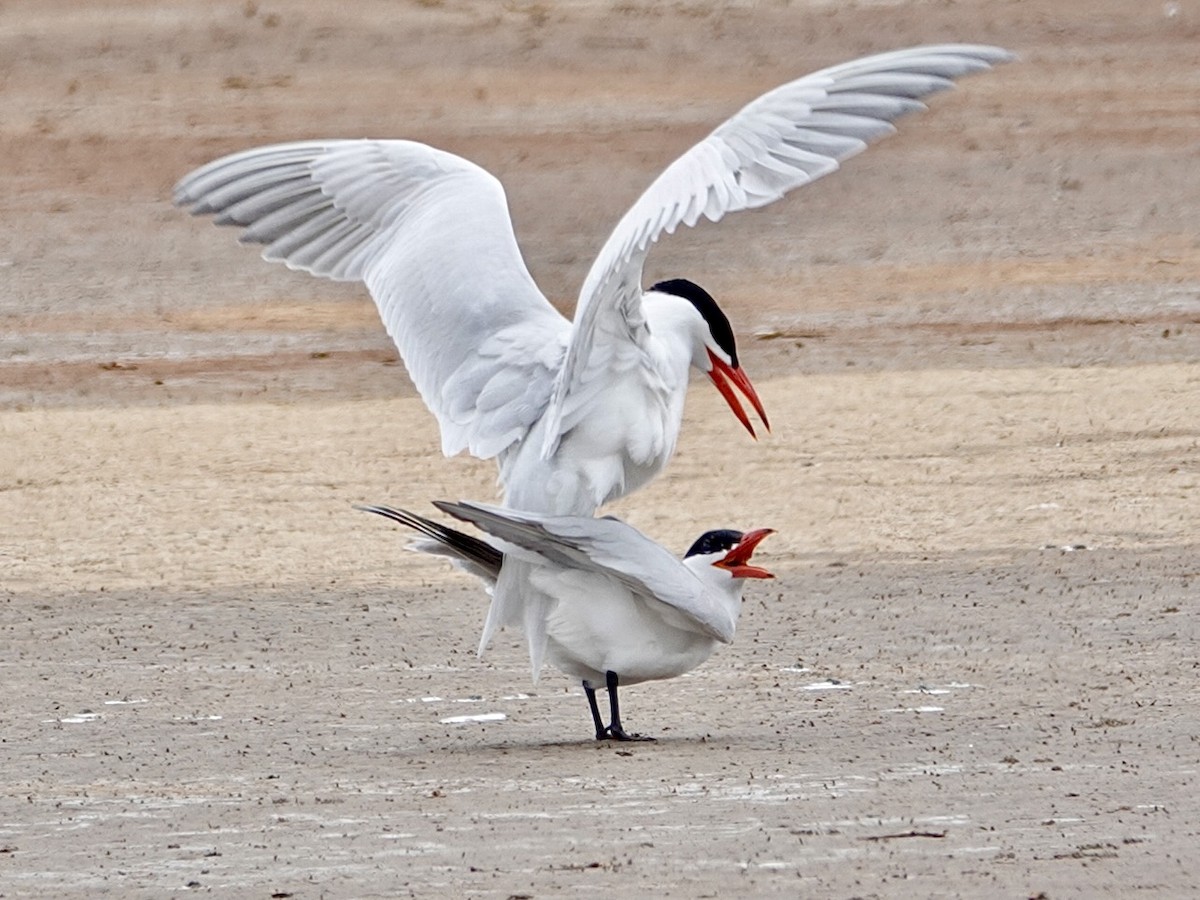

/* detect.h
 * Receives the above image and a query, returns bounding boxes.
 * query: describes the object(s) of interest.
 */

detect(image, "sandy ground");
[3,0,1200,896]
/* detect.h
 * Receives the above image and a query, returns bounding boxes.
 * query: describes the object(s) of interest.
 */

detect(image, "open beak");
[707,349,770,439]
[714,527,775,579]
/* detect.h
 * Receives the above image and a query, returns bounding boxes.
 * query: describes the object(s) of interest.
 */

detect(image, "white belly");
[535,569,719,687]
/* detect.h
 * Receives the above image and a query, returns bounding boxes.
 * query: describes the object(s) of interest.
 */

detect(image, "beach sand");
[2,1,1198,895]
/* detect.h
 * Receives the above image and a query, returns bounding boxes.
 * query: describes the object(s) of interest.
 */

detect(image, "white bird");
[357,500,774,741]
[174,43,1011,521]
[175,44,1010,668]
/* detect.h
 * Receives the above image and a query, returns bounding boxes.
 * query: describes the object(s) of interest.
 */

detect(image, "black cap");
[651,278,738,367]
[684,529,745,558]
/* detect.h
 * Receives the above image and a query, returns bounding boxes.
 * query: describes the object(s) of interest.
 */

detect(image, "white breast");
[535,569,721,686]
[499,337,690,515]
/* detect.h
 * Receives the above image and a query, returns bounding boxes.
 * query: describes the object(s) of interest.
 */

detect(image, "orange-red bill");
[707,350,770,439]
[715,527,775,579]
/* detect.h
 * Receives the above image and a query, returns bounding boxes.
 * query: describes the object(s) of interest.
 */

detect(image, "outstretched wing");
[175,140,570,460]
[436,500,736,643]
[541,43,1014,456]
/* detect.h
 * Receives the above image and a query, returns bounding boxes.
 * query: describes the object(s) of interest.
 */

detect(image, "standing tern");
[174,44,1011,518]
[357,501,774,741]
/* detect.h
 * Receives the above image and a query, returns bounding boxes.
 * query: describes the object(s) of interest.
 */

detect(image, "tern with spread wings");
[357,501,774,741]
[175,44,1011,519]
[175,44,1010,667]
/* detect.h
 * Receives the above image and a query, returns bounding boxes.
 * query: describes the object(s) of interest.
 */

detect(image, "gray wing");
[175,140,570,460]
[541,43,1013,455]
[435,500,736,643]
[355,503,503,585]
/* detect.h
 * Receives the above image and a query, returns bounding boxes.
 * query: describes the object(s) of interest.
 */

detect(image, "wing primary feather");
[433,500,587,571]
[237,194,336,248]
[824,71,955,98]
[355,504,503,578]
[807,92,928,119]
[173,142,331,205]
[213,176,315,225]
[202,172,313,220]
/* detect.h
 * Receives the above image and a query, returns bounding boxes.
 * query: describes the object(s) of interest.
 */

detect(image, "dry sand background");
[2,0,1200,896]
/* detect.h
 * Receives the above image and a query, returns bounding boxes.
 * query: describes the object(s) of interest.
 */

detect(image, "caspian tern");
[356,501,774,741]
[176,44,1009,671]
[174,44,1011,520]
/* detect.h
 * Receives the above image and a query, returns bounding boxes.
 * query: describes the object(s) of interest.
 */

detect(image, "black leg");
[583,681,606,740]
[601,670,655,742]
